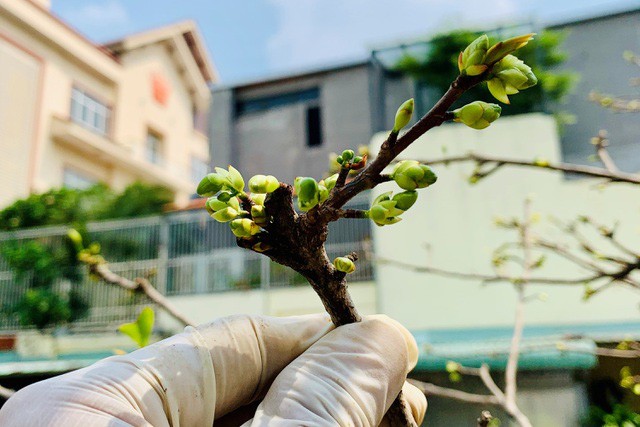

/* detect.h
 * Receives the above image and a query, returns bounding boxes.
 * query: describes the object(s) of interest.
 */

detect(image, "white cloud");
[63,0,130,29]
[265,0,518,73]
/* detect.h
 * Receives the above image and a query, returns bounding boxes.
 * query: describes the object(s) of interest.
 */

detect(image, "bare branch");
[591,130,619,173]
[503,200,530,419]
[337,209,369,219]
[0,384,15,400]
[408,379,499,406]
[416,153,640,185]
[375,256,594,285]
[90,263,195,327]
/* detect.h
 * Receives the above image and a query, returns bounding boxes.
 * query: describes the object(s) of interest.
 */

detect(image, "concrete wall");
[552,9,640,173]
[373,113,640,330]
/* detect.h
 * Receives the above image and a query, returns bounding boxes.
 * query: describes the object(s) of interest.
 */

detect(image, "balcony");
[50,115,194,195]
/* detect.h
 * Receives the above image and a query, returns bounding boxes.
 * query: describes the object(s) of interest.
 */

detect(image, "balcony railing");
[0,194,373,331]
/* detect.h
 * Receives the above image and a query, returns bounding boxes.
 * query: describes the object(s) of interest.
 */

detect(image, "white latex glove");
[0,314,426,426]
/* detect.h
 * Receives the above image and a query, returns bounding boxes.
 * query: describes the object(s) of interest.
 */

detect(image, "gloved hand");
[0,314,427,426]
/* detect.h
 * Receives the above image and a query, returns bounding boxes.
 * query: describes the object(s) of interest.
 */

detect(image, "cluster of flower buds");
[390,160,437,191]
[456,33,537,104]
[458,33,534,75]
[333,256,356,274]
[452,101,501,130]
[393,98,414,133]
[487,55,537,104]
[335,149,366,170]
[230,218,260,238]
[248,174,279,194]
[293,173,338,212]
[198,165,245,196]
[367,190,417,227]
[198,165,282,240]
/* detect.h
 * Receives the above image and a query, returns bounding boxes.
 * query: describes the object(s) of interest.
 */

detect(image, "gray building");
[550,7,640,173]
[209,61,382,184]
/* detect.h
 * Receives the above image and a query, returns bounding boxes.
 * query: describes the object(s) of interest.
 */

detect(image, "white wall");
[158,281,377,331]
[372,113,640,330]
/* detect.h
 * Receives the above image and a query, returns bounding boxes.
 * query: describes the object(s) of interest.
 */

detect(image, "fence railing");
[0,194,373,332]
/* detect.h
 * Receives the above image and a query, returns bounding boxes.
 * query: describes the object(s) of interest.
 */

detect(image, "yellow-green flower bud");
[230,218,260,238]
[318,183,329,203]
[393,98,414,133]
[213,207,239,223]
[336,155,344,165]
[248,174,279,194]
[88,242,101,255]
[391,160,437,190]
[323,174,338,191]
[294,177,320,211]
[67,229,84,252]
[484,33,535,65]
[252,193,266,206]
[392,190,418,211]
[369,192,405,227]
[227,165,245,192]
[487,55,537,104]
[197,173,226,197]
[341,149,355,162]
[251,205,268,226]
[334,257,356,274]
[206,193,240,214]
[458,34,489,76]
[252,242,272,253]
[453,101,501,130]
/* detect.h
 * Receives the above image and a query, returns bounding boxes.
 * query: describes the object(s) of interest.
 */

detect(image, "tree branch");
[0,384,15,400]
[416,152,640,185]
[408,379,500,406]
[90,263,195,327]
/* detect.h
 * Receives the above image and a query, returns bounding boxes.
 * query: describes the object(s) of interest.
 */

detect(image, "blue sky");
[52,0,637,84]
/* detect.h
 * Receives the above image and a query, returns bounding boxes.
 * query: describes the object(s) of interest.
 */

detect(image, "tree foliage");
[0,182,173,329]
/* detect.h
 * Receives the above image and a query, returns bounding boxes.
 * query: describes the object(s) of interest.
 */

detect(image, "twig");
[0,384,15,399]
[416,153,640,185]
[408,379,499,405]
[375,256,593,285]
[591,130,618,173]
[502,201,532,427]
[90,263,195,327]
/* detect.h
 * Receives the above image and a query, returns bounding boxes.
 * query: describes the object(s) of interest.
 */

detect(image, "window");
[70,87,110,136]
[235,88,320,116]
[146,130,164,165]
[63,168,98,189]
[306,105,322,147]
[191,157,209,183]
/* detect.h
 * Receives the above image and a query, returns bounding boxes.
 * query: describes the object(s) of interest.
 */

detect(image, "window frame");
[69,85,112,137]
[145,128,165,166]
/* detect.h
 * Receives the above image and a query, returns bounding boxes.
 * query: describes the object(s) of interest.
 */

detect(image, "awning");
[411,321,640,372]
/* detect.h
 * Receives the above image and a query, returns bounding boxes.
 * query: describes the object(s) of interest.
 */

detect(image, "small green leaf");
[118,307,155,348]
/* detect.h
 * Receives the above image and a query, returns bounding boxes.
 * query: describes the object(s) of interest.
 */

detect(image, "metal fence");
[0,194,373,331]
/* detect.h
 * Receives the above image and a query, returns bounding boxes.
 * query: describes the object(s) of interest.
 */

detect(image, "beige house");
[0,0,216,208]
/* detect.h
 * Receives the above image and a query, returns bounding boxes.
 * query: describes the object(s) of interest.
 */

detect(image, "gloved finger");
[195,313,334,419]
[380,382,428,427]
[241,314,419,426]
